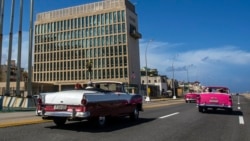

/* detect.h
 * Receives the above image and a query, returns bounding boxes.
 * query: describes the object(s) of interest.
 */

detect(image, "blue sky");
[1,0,250,93]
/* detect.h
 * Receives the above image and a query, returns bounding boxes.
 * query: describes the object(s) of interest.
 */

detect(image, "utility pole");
[171,54,178,99]
[5,0,15,96]
[0,0,5,66]
[16,0,23,97]
[27,0,34,97]
[145,39,152,102]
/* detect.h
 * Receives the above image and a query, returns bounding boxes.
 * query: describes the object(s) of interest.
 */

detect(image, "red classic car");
[196,86,233,113]
[184,93,199,103]
[37,81,143,127]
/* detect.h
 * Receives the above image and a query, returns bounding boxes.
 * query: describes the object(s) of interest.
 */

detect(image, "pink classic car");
[197,86,233,113]
[184,92,199,103]
[37,81,143,127]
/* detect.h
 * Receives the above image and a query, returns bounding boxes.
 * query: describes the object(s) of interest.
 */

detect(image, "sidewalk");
[0,98,184,128]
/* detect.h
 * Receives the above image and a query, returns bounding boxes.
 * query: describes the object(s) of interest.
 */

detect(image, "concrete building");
[140,67,169,97]
[0,60,26,95]
[33,0,141,91]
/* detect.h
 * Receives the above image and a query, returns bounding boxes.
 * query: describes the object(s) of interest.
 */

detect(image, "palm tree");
[22,71,28,82]
[86,60,93,82]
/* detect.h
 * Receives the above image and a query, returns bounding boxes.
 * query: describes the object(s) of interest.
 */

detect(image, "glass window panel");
[106,36,109,45]
[86,28,89,37]
[97,14,101,25]
[111,69,114,78]
[97,27,100,36]
[93,15,97,26]
[123,34,126,43]
[114,24,117,33]
[122,10,125,22]
[106,47,109,56]
[109,25,113,34]
[105,25,109,34]
[109,12,113,24]
[101,26,105,35]
[122,23,126,32]
[105,13,109,25]
[113,11,117,23]
[123,45,127,54]
[101,14,105,25]
[85,16,88,27]
[110,36,113,45]
[82,17,84,28]
[93,27,97,36]
[117,11,121,22]
[89,16,92,27]
[118,24,121,33]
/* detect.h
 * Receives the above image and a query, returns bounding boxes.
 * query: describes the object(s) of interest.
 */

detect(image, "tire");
[36,110,41,116]
[198,107,203,113]
[130,108,139,121]
[226,108,233,113]
[53,117,67,126]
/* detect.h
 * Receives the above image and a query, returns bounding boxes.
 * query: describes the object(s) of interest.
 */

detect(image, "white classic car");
[37,81,143,126]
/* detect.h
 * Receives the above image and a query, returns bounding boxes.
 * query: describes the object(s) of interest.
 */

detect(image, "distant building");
[0,60,25,82]
[33,0,142,91]
[0,60,26,95]
[140,67,169,97]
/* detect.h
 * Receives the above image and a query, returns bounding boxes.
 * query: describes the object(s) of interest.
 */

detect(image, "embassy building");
[33,0,142,91]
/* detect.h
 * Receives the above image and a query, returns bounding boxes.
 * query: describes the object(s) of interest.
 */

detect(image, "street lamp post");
[145,39,152,102]
[185,64,193,93]
[172,62,176,99]
[185,64,193,83]
[171,54,178,99]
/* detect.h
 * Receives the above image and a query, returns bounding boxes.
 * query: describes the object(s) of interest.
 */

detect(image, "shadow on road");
[203,109,243,116]
[45,117,156,132]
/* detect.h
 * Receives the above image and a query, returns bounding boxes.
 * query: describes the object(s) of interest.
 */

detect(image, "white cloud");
[1,31,30,70]
[140,40,250,92]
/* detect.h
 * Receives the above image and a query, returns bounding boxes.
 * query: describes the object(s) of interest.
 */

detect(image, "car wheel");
[198,107,204,113]
[226,108,233,113]
[53,117,67,126]
[130,108,139,121]
[36,110,41,116]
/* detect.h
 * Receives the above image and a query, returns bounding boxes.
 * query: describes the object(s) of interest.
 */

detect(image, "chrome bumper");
[42,110,90,119]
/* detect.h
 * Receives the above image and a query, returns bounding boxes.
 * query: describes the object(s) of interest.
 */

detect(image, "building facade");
[140,67,169,97]
[33,0,141,91]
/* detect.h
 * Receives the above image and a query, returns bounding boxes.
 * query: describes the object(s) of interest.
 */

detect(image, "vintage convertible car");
[196,86,233,113]
[37,81,143,126]
[184,92,199,103]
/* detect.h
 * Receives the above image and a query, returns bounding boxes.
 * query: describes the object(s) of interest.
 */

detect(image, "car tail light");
[81,96,87,106]
[37,98,42,105]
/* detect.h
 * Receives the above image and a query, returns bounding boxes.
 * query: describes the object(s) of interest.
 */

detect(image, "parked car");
[38,81,143,127]
[184,92,199,103]
[197,86,233,113]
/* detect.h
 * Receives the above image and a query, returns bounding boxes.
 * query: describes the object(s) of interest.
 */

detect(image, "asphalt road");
[0,95,249,141]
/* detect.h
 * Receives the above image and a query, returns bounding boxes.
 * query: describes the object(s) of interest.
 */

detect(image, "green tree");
[86,61,93,81]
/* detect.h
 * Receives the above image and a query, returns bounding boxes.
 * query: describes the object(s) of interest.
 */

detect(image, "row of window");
[35,24,126,43]
[34,34,127,52]
[35,11,126,34]
[33,57,128,72]
[34,45,127,62]
[33,68,128,82]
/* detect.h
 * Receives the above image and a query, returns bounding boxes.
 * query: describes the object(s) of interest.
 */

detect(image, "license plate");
[54,105,67,110]
[209,99,218,103]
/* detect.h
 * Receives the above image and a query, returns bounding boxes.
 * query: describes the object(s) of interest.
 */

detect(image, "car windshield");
[93,82,124,93]
[204,87,229,93]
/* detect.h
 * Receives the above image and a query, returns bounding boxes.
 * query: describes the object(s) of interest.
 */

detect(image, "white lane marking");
[159,112,180,119]
[239,116,244,125]
[238,106,241,110]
